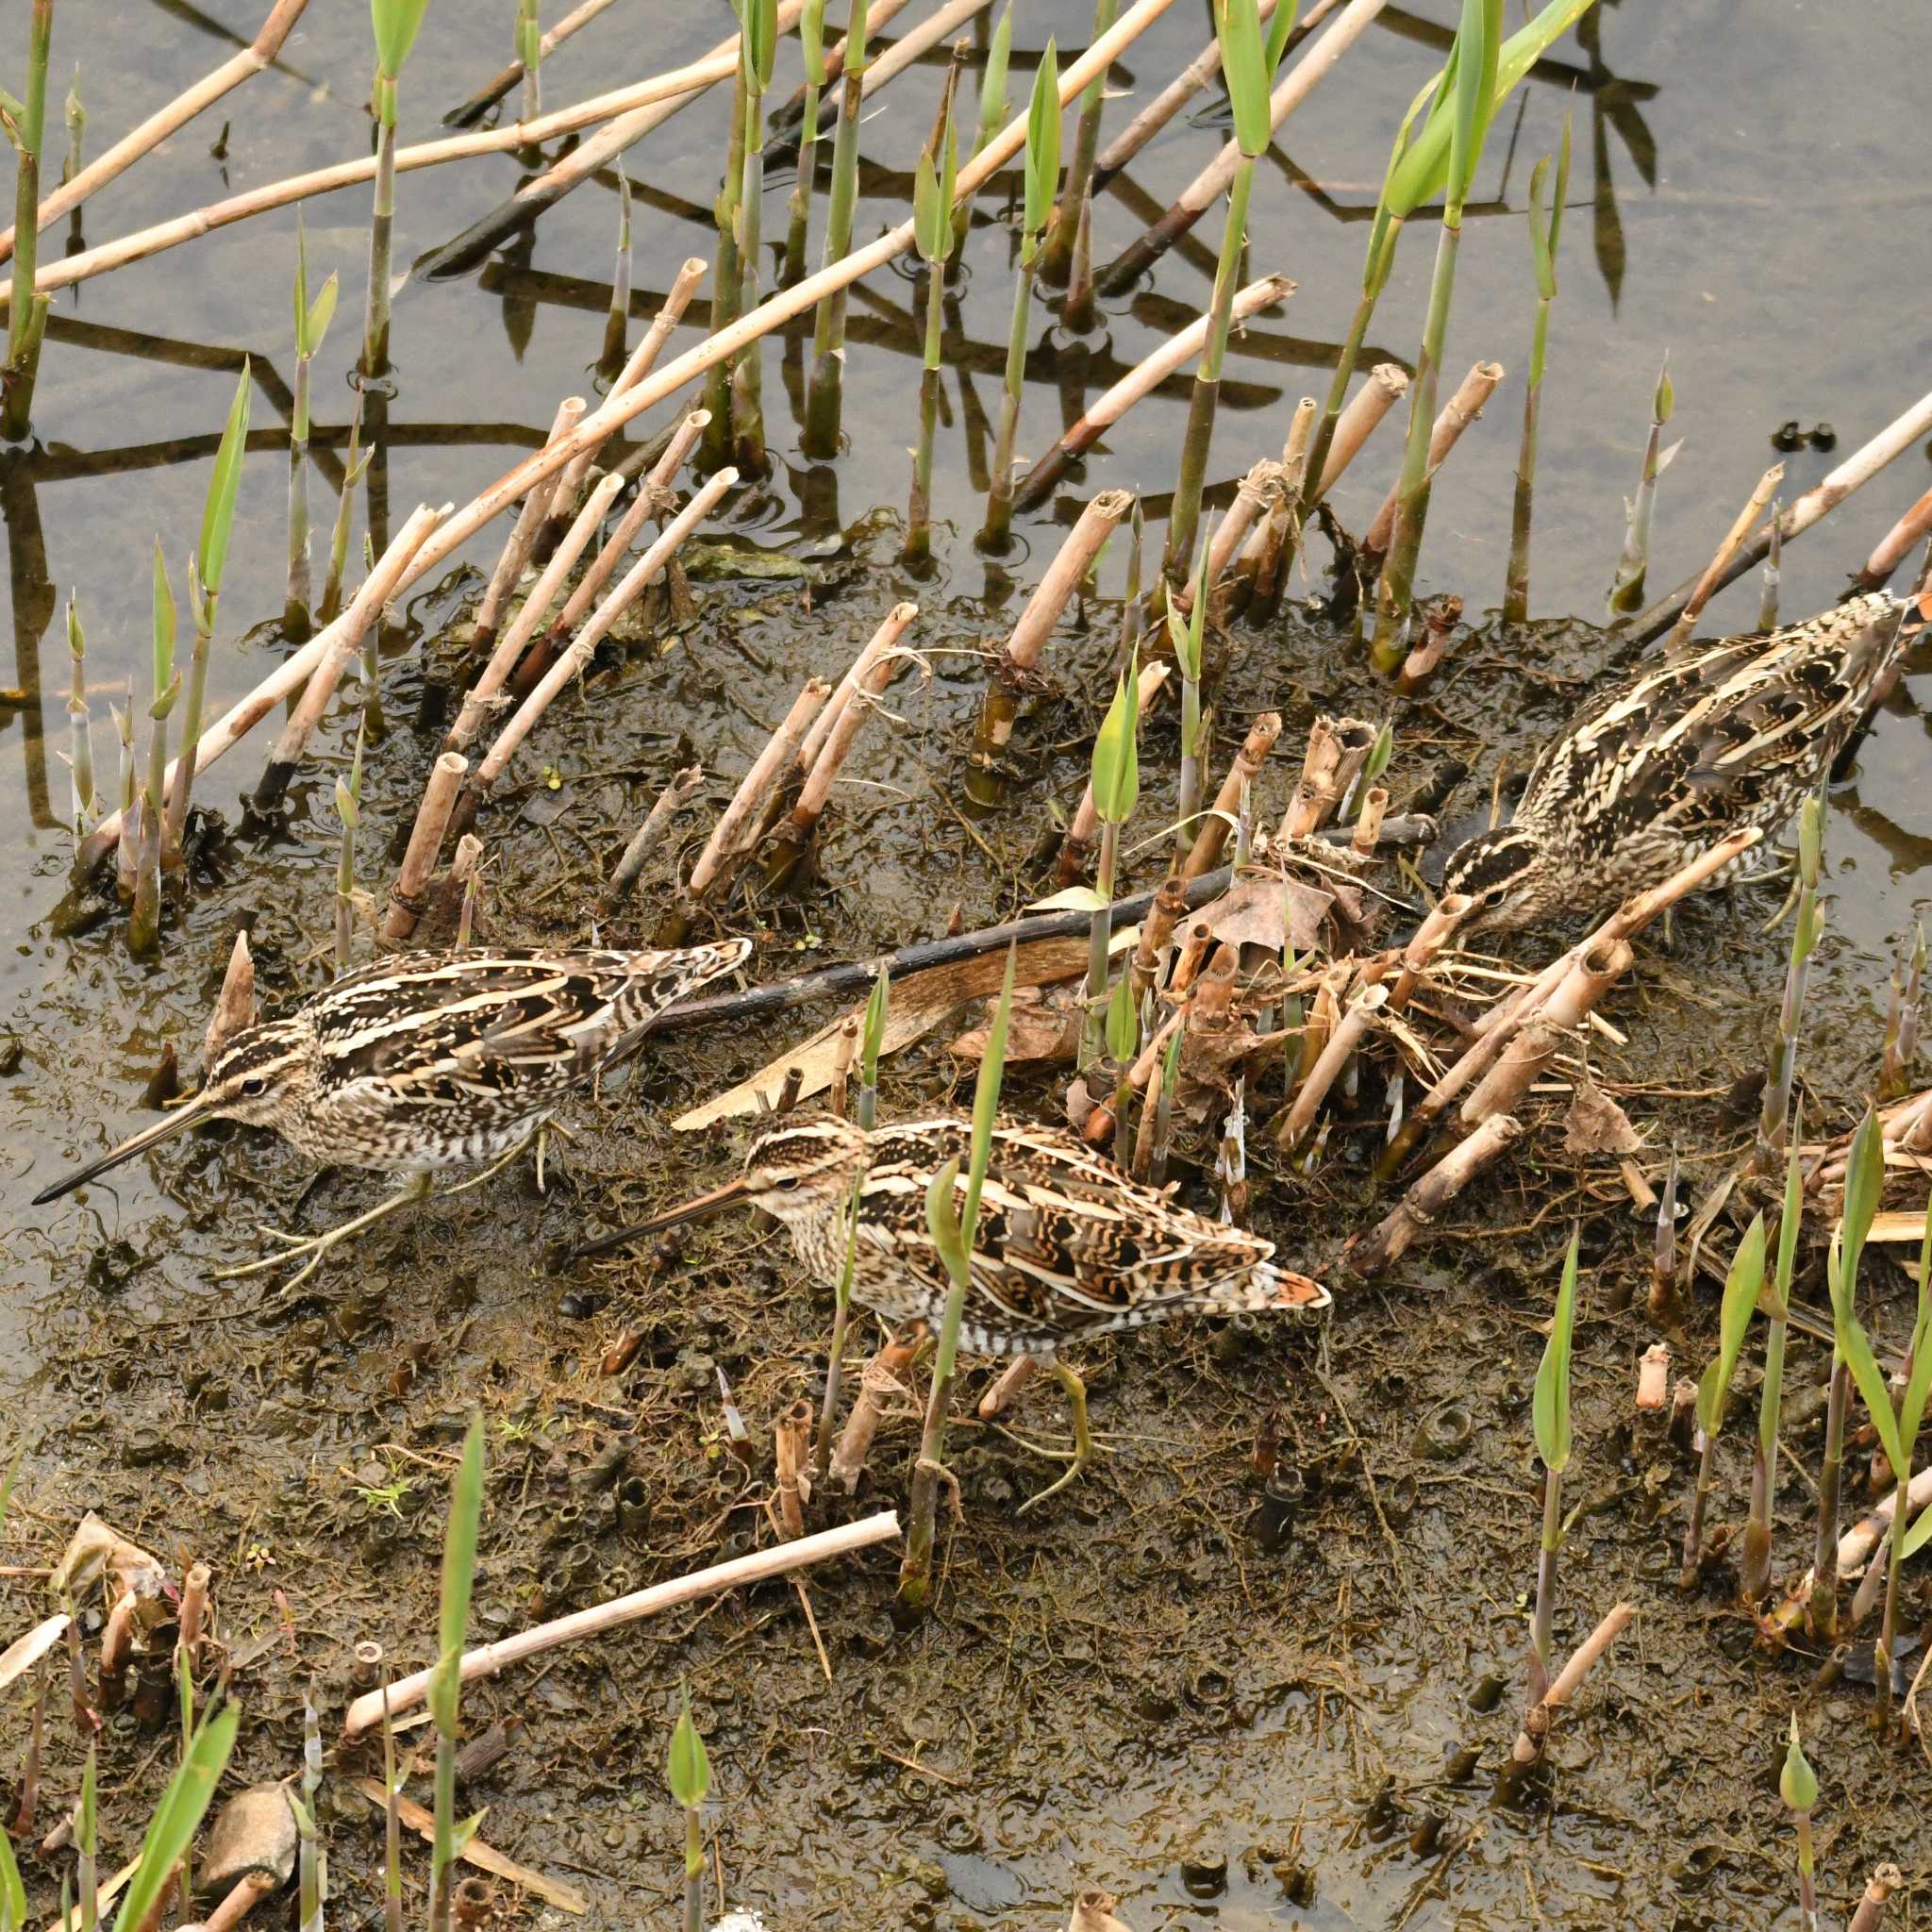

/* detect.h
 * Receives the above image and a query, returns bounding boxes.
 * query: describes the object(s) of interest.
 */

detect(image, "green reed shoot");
[0,0,53,443]
[114,1697,240,1932]
[954,0,1012,260]
[63,594,95,843]
[1164,0,1292,581]
[362,0,433,375]
[858,961,888,1129]
[1367,0,1504,671]
[335,718,367,975]
[428,1414,486,1932]
[1084,644,1140,1066]
[75,1738,96,1932]
[1527,1226,1578,1708]
[1741,1134,1803,1605]
[1680,1211,1765,1585]
[131,542,180,956]
[906,87,960,563]
[782,0,829,284]
[1,1775,26,1932]
[980,42,1059,548]
[1166,539,1211,867]
[164,362,250,866]
[804,0,872,456]
[289,217,340,639]
[815,1161,867,1469]
[667,1681,710,1932]
[1781,1715,1820,1932]
[1607,354,1677,613]
[381,1671,404,1932]
[62,64,81,183]
[1348,718,1393,829]
[110,693,135,897]
[1107,971,1138,1165]
[321,391,370,625]
[601,171,632,375]
[1878,924,1924,1100]
[516,0,541,122]
[1825,1116,1930,1712]
[1041,0,1116,288]
[1758,501,1782,628]
[1300,0,1600,525]
[1757,790,1824,1167]
[703,18,752,462]
[900,943,1015,1610]
[730,0,778,470]
[291,1682,325,1932]
[1503,108,1570,623]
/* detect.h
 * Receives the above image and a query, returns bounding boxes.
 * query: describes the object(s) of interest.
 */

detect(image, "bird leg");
[1015,1358,1094,1514]
[215,1124,546,1290]
[215,1173,436,1291]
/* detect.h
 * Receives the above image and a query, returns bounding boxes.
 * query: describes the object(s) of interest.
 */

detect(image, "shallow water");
[5,2,1932,1926]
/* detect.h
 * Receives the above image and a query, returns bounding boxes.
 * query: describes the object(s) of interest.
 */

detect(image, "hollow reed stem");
[360,76,399,376]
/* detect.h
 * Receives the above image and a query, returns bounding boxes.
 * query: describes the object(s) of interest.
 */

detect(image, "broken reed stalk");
[1502,1601,1633,1777]
[1459,941,1634,1127]
[1058,662,1168,886]
[383,753,469,941]
[447,471,625,750]
[1855,483,1932,592]
[1394,590,1462,694]
[684,678,830,901]
[1503,118,1569,624]
[1607,355,1676,614]
[456,474,739,838]
[1848,1866,1904,1932]
[1014,275,1291,511]
[1099,0,1390,294]
[766,642,903,885]
[1386,891,1471,1008]
[1348,1114,1525,1274]
[75,0,1189,868]
[343,1511,902,1735]
[971,486,1131,786]
[774,1400,811,1538]
[804,0,873,457]
[257,504,446,804]
[980,42,1061,549]
[1180,708,1279,881]
[1175,460,1275,616]
[605,763,705,907]
[1238,395,1316,611]
[797,602,919,774]
[1276,982,1386,1148]
[1091,0,1314,186]
[470,397,586,657]
[0,0,310,264]
[1360,361,1503,584]
[1666,461,1785,650]
[830,1335,920,1490]
[1315,362,1407,500]
[1,0,55,443]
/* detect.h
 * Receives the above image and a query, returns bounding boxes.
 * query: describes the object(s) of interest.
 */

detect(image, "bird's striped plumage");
[1442,591,1926,932]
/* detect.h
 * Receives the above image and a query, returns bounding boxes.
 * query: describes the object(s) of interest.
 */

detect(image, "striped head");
[30,1017,316,1204]
[739,1114,873,1224]
[1438,825,1552,935]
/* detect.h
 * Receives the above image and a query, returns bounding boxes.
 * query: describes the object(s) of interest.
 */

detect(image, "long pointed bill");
[30,1091,225,1205]
[569,1173,755,1260]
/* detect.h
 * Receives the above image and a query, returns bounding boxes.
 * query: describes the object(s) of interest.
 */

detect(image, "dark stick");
[653,815,1436,1037]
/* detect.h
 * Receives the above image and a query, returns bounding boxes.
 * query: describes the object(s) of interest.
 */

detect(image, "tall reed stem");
[1040,0,1115,285]
[1607,355,1675,613]
[702,62,748,465]
[1504,119,1568,623]
[361,91,398,375]
[1757,792,1823,1169]
[1,0,53,443]
[803,0,870,457]
[730,0,775,472]
[782,1,827,284]
[1810,1355,1849,1641]
[1741,1139,1802,1605]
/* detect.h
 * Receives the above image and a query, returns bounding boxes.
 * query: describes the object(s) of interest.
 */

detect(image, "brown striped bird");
[1441,590,1929,932]
[574,1111,1330,1505]
[31,941,750,1288]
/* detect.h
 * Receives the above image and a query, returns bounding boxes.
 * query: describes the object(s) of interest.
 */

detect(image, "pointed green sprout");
[428,1414,484,1740]
[113,1703,242,1932]
[1,1806,25,1931]
[667,1680,710,1816]
[913,108,959,268]
[371,0,433,90]
[1781,1710,1818,1813]
[1533,1227,1577,1477]
[1697,1213,1767,1438]
[295,223,340,362]
[976,1,1014,152]
[1022,42,1062,244]
[199,363,252,596]
[858,962,889,1130]
[1105,971,1139,1065]
[1091,647,1141,830]
[1219,0,1274,159]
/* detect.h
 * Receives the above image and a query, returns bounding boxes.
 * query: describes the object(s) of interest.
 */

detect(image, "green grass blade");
[114,1703,241,1932]
[371,0,433,80]
[197,363,252,598]
[427,1413,485,1739]
[1533,1224,1578,1474]
[1022,41,1060,241]
[1696,1212,1765,1436]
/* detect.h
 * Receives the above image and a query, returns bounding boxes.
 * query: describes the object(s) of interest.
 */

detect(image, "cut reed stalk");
[804,0,873,458]
[1180,708,1278,881]
[1348,1114,1524,1274]
[1502,1601,1632,1778]
[1239,396,1316,612]
[1607,355,1677,613]
[1014,275,1292,510]
[1848,1866,1903,1932]
[471,396,585,656]
[1359,362,1504,573]
[1665,461,1785,650]
[605,763,704,908]
[1855,483,1932,593]
[971,486,1130,792]
[1277,982,1386,1148]
[767,641,903,885]
[798,602,918,774]
[384,753,468,941]
[684,677,829,902]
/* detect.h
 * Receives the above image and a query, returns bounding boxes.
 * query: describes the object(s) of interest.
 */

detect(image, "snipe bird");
[31,940,751,1288]
[573,1112,1331,1506]
[1441,590,1929,932]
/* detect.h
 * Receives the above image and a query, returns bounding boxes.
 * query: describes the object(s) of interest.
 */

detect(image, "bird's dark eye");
[775,1175,802,1190]
[240,1075,269,1098]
